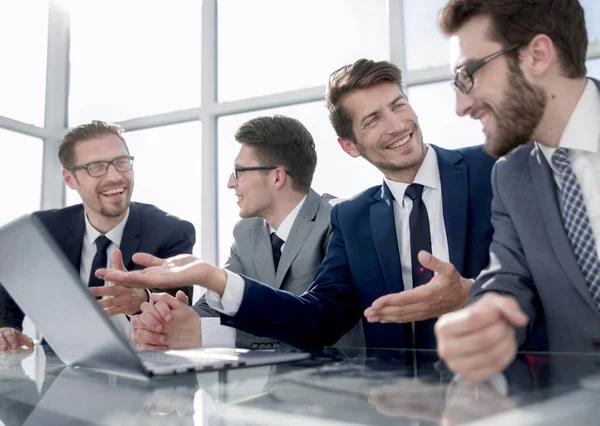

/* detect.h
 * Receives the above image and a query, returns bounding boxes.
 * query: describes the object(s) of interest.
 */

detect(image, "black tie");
[88,235,111,288]
[405,183,437,349]
[270,233,284,271]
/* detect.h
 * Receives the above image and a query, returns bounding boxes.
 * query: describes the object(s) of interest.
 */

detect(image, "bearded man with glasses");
[0,120,195,351]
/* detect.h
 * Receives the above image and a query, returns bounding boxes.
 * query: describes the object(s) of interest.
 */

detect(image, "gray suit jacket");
[473,141,600,354]
[194,189,365,349]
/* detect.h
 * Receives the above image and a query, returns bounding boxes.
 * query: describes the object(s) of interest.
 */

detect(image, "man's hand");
[130,291,202,350]
[0,327,34,351]
[435,293,528,382]
[96,253,227,296]
[364,251,472,323]
[89,249,149,316]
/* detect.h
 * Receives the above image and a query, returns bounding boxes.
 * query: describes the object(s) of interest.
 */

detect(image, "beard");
[355,129,426,174]
[483,61,547,158]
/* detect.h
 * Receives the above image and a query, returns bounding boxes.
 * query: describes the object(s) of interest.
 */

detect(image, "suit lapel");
[529,145,598,313]
[434,145,468,274]
[64,208,85,271]
[251,221,277,286]
[370,183,404,294]
[275,189,319,288]
[120,203,141,269]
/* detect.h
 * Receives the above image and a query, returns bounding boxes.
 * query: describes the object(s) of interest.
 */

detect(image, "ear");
[523,34,554,77]
[337,137,361,158]
[273,167,287,190]
[63,168,77,189]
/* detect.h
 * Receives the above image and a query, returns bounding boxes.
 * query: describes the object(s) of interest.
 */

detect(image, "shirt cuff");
[205,270,245,316]
[201,318,236,347]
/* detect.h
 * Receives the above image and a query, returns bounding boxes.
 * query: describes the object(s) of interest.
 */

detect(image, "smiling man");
[0,120,195,351]
[100,59,496,351]
[434,0,600,382]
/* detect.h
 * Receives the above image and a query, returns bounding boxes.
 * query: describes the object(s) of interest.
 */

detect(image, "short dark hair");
[439,0,587,78]
[235,115,317,193]
[326,59,405,143]
[59,120,129,168]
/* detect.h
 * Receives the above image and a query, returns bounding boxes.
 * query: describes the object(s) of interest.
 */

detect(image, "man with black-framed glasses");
[0,120,195,351]
[435,0,600,382]
[127,114,364,350]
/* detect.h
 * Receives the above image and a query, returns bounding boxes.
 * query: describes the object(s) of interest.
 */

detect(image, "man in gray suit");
[434,0,600,381]
[128,115,364,349]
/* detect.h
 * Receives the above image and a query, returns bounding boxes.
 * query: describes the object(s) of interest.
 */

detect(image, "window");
[68,0,202,125]
[217,102,382,265]
[408,81,484,150]
[218,0,389,102]
[0,129,42,225]
[0,0,48,125]
[403,0,450,70]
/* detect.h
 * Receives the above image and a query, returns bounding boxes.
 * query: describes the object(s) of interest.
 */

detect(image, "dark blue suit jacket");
[221,145,496,350]
[0,202,196,331]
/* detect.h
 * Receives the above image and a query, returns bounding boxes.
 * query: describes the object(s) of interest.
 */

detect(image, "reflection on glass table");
[1,347,600,425]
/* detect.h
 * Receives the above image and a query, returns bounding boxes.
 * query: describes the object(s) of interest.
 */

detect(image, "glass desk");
[1,345,599,425]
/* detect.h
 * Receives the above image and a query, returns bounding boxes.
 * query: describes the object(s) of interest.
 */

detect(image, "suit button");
[273,343,281,349]
[258,344,266,349]
[593,340,600,349]
[251,343,258,349]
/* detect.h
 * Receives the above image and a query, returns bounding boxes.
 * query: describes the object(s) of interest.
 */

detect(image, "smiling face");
[63,134,134,226]
[227,144,275,220]
[338,81,426,182]
[452,15,547,158]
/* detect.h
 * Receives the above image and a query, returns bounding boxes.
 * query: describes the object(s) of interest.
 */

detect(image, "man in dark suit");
[98,59,496,350]
[127,115,364,349]
[0,120,194,351]
[434,0,600,381]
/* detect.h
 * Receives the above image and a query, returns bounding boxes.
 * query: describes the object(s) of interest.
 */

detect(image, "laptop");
[0,214,310,377]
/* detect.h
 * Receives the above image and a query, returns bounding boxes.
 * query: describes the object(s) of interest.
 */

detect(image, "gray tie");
[552,148,600,310]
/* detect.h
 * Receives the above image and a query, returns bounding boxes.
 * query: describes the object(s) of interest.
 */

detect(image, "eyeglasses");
[452,44,522,94]
[232,166,291,180]
[68,155,135,177]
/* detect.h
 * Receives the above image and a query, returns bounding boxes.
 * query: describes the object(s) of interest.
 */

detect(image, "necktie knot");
[405,183,424,201]
[270,233,284,271]
[270,233,284,253]
[95,235,111,252]
[551,148,571,173]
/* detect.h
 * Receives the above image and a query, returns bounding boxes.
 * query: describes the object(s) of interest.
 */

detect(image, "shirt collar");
[539,79,600,169]
[383,144,440,203]
[269,194,308,242]
[83,208,130,246]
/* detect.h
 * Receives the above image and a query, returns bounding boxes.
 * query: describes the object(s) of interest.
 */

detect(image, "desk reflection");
[0,347,600,425]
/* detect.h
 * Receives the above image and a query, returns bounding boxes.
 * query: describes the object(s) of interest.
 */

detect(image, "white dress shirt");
[206,148,450,326]
[201,195,308,345]
[383,145,450,291]
[538,79,600,259]
[80,209,133,341]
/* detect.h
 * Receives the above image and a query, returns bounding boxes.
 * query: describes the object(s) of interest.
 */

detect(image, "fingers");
[143,300,173,323]
[131,253,164,267]
[90,285,121,298]
[418,251,456,277]
[133,311,165,332]
[112,249,127,272]
[150,292,187,311]
[0,328,33,351]
[444,331,518,382]
[132,328,167,346]
[175,290,189,304]
[137,343,169,351]
[365,302,430,323]
[437,318,514,359]
[485,294,529,327]
[369,285,430,310]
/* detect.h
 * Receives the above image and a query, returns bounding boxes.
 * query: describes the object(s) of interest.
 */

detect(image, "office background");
[2,0,600,270]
